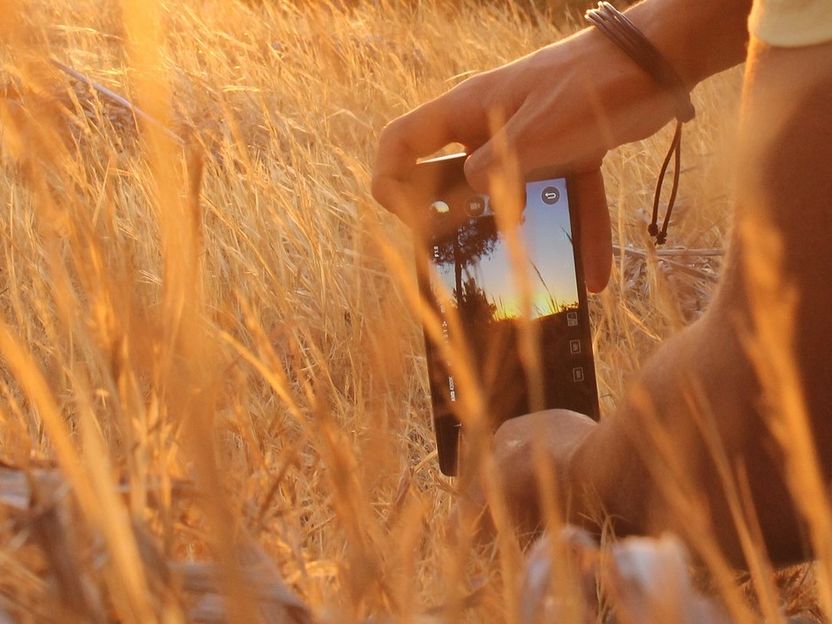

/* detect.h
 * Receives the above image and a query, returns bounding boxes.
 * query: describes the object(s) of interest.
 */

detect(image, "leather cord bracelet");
[585,1,695,244]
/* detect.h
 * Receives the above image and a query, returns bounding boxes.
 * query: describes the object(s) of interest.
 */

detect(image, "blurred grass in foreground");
[0,0,822,622]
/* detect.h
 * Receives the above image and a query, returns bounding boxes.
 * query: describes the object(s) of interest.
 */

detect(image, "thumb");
[463,109,528,193]
[463,139,498,194]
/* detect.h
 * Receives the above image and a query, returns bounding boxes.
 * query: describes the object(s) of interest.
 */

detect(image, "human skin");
[373,0,832,565]
[495,39,832,566]
[372,0,751,292]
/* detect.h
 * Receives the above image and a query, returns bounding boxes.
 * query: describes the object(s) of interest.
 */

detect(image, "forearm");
[623,0,752,87]
[566,312,770,563]
[568,39,832,566]
[487,313,753,542]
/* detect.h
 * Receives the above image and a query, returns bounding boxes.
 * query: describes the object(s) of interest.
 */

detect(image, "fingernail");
[464,153,488,192]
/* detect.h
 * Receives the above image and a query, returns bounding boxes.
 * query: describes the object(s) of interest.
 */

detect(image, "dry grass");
[0,0,823,622]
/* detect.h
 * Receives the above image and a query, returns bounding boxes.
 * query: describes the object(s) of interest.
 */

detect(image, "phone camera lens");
[465,196,486,218]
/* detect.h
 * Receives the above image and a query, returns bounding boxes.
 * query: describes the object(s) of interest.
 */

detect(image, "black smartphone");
[411,153,600,476]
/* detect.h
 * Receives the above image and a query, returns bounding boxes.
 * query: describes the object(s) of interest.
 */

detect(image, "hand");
[458,410,598,539]
[492,410,597,532]
[372,25,679,293]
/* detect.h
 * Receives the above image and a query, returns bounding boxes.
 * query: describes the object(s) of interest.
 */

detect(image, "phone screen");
[414,157,599,475]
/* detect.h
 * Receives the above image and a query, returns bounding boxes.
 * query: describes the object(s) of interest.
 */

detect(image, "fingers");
[463,98,591,195]
[468,119,612,293]
[372,82,489,216]
[463,100,530,194]
[373,76,612,298]
[492,409,597,532]
[570,169,612,293]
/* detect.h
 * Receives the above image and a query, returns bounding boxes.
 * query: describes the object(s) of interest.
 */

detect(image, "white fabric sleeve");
[749,0,832,46]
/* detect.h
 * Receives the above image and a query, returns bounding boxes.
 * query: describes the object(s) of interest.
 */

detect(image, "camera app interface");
[426,177,596,427]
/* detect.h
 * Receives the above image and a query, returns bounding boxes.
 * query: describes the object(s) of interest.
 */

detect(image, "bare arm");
[496,39,832,567]
[373,0,751,292]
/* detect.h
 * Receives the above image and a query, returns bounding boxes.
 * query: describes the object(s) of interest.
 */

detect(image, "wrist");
[623,0,751,89]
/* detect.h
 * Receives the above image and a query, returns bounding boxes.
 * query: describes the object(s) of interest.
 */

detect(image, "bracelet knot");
[585,1,695,245]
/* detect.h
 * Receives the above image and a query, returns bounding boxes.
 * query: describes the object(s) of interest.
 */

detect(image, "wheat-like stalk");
[0,0,820,622]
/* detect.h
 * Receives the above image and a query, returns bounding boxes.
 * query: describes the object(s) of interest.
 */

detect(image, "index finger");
[372,82,489,217]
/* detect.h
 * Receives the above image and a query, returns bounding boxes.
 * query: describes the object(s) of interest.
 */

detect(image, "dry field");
[0,0,824,622]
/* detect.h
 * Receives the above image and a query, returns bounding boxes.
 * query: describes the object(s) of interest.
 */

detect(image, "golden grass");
[0,0,823,622]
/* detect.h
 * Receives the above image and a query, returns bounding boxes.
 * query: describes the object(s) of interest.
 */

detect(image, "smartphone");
[411,153,600,476]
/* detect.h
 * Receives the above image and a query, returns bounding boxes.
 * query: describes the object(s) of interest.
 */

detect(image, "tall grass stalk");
[0,0,818,621]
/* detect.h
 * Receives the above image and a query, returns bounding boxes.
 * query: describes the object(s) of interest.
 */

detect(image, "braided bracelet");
[585,1,695,245]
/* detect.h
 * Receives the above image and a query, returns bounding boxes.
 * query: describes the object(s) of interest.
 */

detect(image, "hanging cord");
[585,1,695,244]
